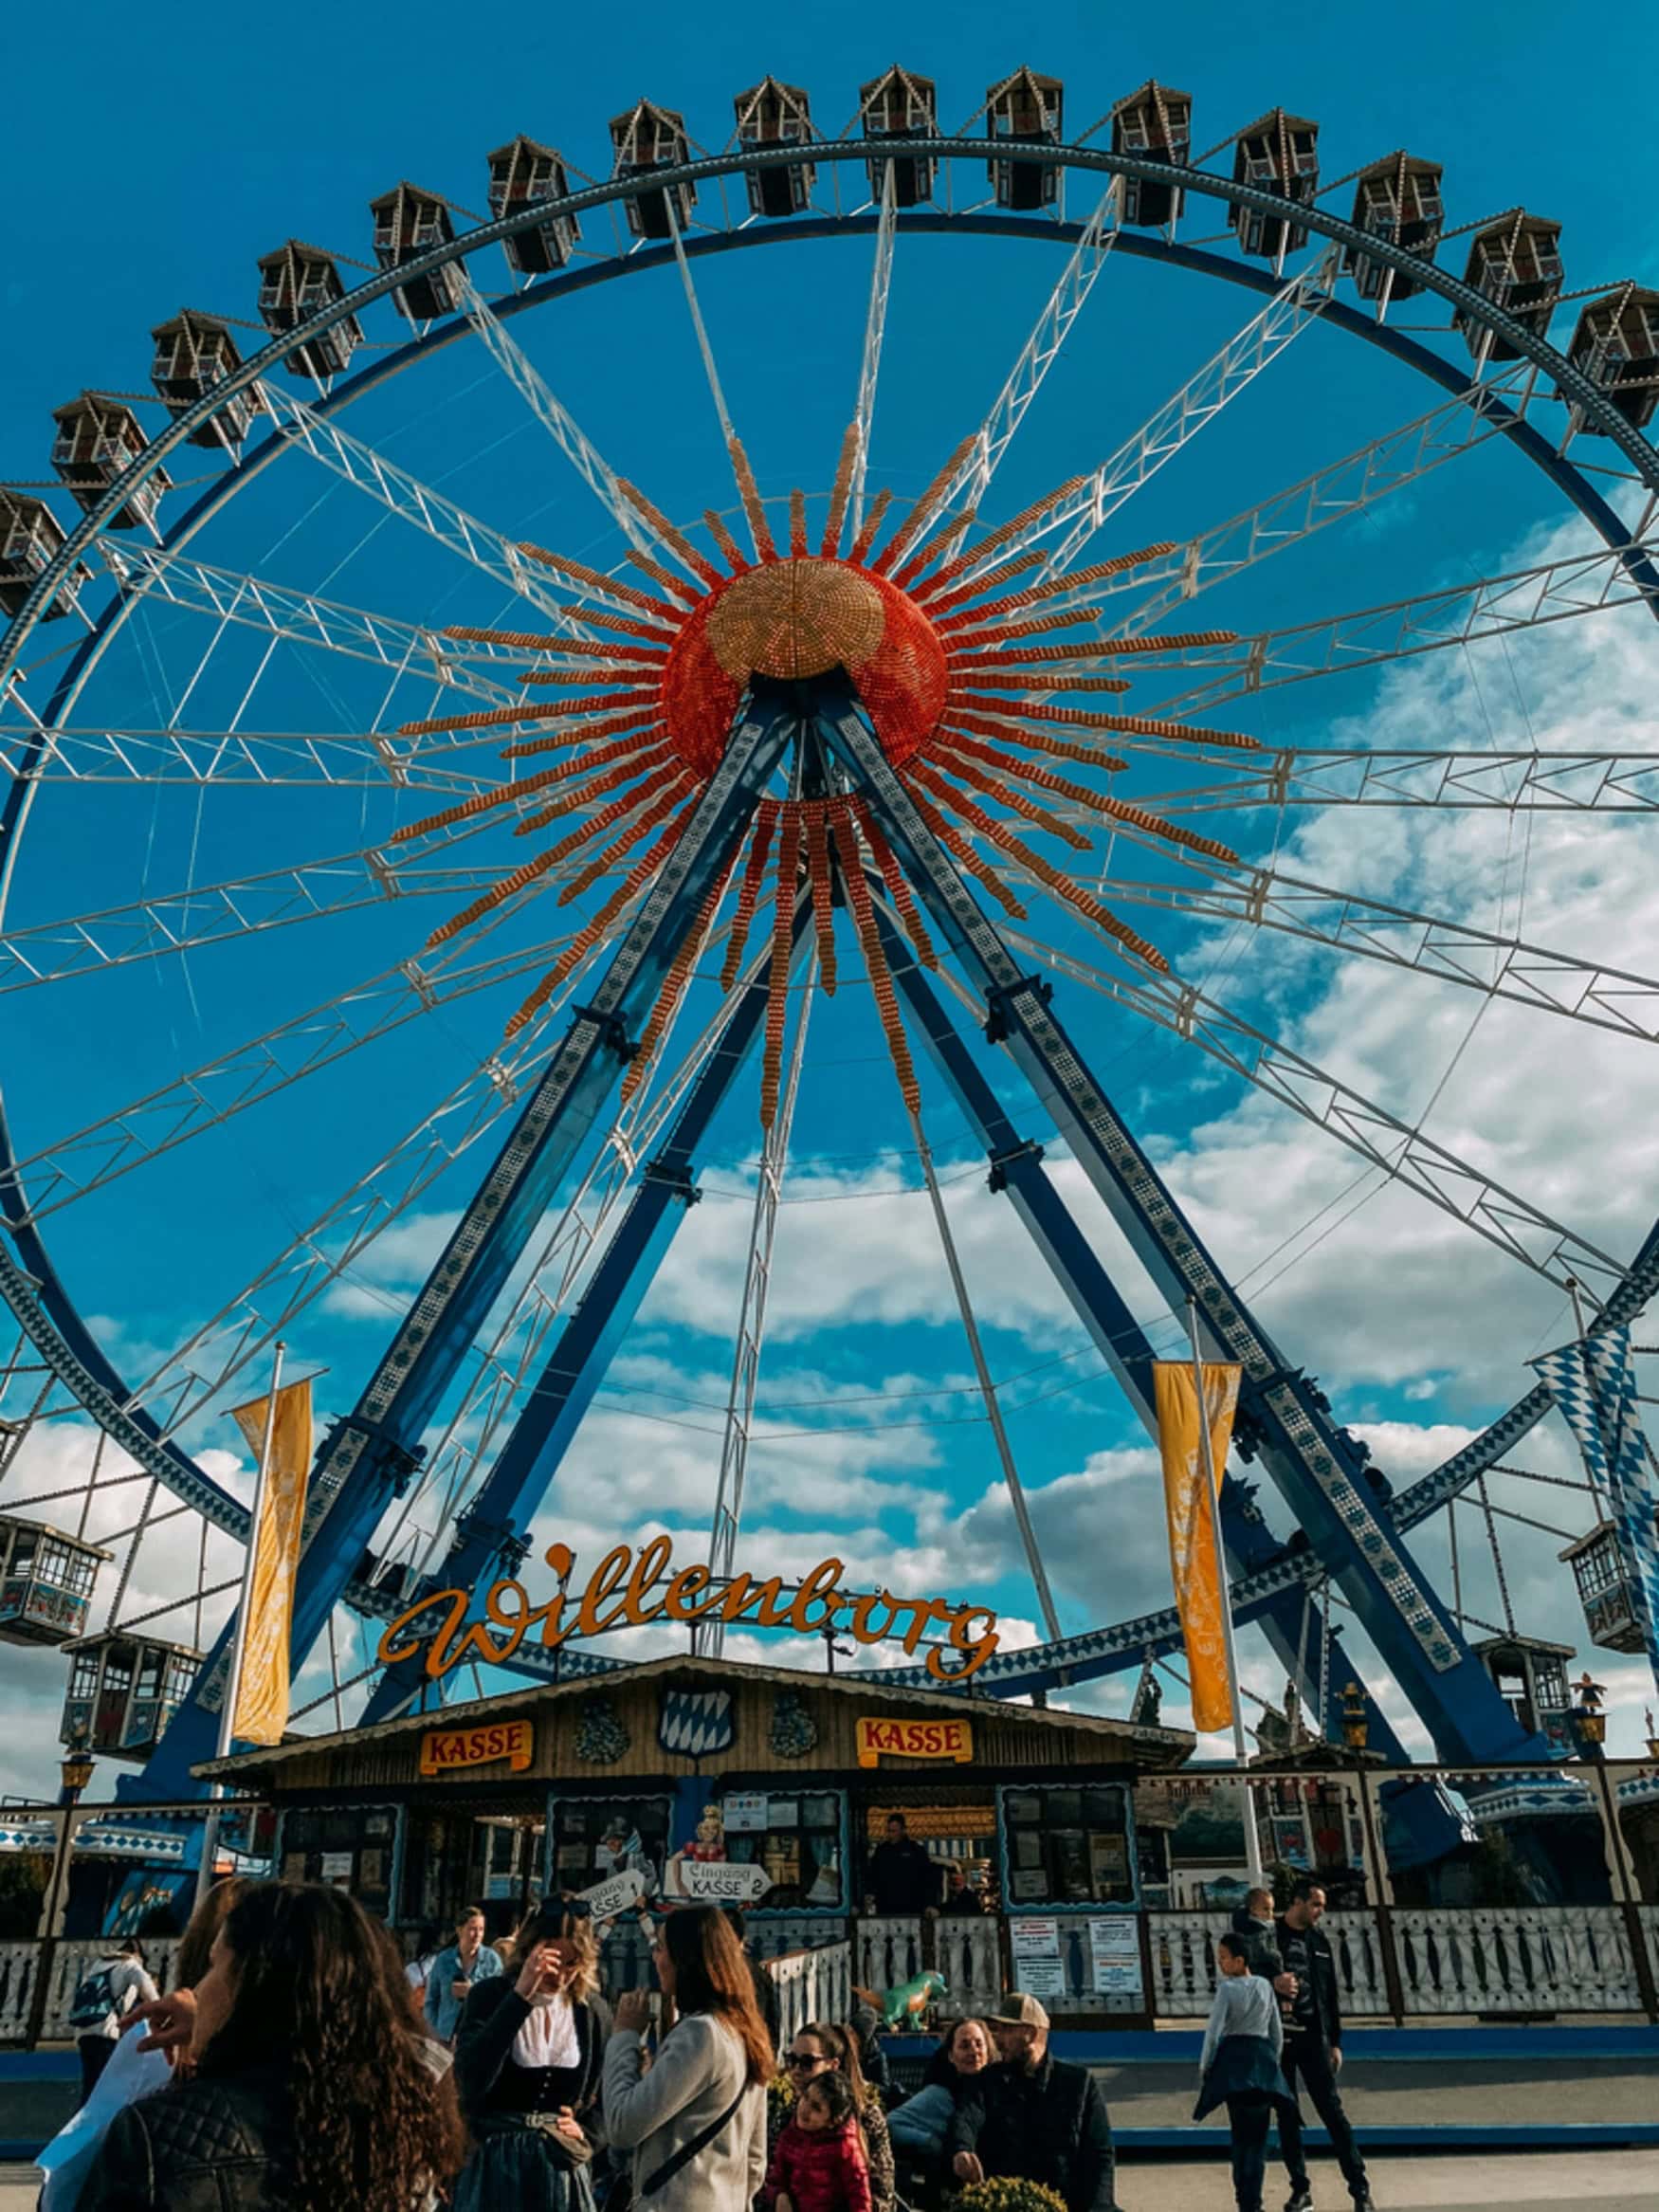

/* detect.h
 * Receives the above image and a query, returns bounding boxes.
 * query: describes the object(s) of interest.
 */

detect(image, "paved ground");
[1123,2150,1659,2211]
[1095,2053,1659,2130]
[2,2148,1653,2210]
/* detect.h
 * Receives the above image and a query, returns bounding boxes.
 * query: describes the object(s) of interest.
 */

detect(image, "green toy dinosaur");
[856,1968,948,2032]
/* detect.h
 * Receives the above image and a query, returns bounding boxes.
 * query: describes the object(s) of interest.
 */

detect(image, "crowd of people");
[34,1872,1371,2212]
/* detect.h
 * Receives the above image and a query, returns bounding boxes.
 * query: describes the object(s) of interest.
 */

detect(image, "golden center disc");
[705,558,886,681]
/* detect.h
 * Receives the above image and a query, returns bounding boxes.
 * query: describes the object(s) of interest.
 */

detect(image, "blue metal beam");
[122,686,793,1800]
[360,894,816,1727]
[816,685,1543,1767]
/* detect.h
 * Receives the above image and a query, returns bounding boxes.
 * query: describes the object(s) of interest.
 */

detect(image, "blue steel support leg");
[819,684,1540,1766]
[126,685,798,1801]
[360,897,815,1726]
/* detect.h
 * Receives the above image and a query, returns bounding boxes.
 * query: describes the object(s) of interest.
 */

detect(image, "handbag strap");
[637,2083,746,2200]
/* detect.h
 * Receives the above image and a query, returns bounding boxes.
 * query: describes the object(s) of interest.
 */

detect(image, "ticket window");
[716,1789,845,1911]
[1001,1785,1136,1907]
[280,1804,396,1917]
[549,1796,672,1895]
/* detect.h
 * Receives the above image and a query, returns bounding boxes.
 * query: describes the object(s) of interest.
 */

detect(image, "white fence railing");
[1390,1906,1645,2015]
[0,1936,181,2045]
[766,1941,853,2048]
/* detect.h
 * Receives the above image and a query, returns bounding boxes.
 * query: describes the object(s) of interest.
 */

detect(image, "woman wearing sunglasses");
[776,2023,895,2212]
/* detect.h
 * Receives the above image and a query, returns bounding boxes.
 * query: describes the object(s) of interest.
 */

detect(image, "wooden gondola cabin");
[858,64,938,208]
[50,396,169,532]
[1344,154,1444,302]
[1231,110,1319,261]
[610,101,694,241]
[63,1632,202,1761]
[734,79,814,218]
[0,493,85,621]
[1472,1633,1575,1747]
[370,185,464,324]
[986,66,1064,212]
[256,243,363,382]
[1455,213,1564,358]
[1561,1521,1652,1650]
[1567,285,1659,431]
[1112,82,1193,229]
[200,1654,1194,2023]
[0,1516,109,1645]
[487,137,577,276]
[150,312,261,451]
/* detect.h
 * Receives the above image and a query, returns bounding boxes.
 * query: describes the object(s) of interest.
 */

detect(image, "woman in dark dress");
[453,1905,608,2211]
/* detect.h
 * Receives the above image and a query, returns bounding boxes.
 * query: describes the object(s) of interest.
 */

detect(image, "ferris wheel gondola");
[0,62,1656,1821]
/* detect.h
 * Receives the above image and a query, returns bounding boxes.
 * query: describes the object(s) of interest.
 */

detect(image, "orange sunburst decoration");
[390,424,1255,1127]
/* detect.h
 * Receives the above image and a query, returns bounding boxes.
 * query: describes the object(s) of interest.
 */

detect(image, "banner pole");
[196,1341,285,1909]
[1186,1297,1264,1887]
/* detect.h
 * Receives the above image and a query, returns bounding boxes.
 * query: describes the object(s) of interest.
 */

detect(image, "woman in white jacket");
[603,1906,772,2210]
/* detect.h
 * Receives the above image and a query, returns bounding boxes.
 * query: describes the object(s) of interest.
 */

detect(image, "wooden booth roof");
[198,1654,1194,1794]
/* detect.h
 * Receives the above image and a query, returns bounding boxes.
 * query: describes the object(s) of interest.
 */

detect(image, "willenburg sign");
[379,1535,1000,1684]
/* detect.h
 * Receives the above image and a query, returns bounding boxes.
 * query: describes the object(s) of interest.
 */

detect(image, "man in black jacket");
[1275,1880,1372,2212]
[866,1812,941,1916]
[947,1992,1119,2212]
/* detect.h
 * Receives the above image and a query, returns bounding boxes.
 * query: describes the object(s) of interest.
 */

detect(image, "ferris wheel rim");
[3,127,1656,1715]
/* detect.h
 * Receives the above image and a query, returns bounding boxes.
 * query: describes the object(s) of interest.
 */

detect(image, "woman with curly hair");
[451,1903,609,2209]
[76,1879,465,2212]
[775,2021,896,2212]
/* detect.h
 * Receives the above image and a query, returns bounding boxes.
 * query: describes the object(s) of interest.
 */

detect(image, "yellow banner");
[228,1379,313,1746]
[1153,1360,1241,1733]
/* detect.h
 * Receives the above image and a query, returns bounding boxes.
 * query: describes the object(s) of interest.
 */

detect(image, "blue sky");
[4,0,1659,1801]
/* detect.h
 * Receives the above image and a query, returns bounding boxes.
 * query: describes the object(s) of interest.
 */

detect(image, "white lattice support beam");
[1025,365,1535,634]
[1001,931,1627,1301]
[699,971,814,1658]
[1143,531,1659,715]
[966,245,1342,585]
[256,381,586,631]
[1113,745,1659,816]
[98,543,524,707]
[452,265,654,558]
[1080,852,1659,1047]
[0,932,576,1226]
[948,178,1124,515]
[848,162,899,543]
[0,722,501,794]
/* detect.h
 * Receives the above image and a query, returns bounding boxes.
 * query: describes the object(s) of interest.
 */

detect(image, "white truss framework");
[848,163,898,542]
[1144,531,1659,714]
[0,722,501,795]
[452,265,653,558]
[699,966,813,1658]
[998,932,1627,1301]
[966,245,1343,585]
[1084,850,1659,1048]
[945,178,1124,517]
[256,381,585,631]
[1124,744,1659,815]
[99,544,526,707]
[1023,365,1536,635]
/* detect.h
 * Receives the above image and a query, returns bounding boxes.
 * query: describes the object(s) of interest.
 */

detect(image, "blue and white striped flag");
[1533,1322,1659,1687]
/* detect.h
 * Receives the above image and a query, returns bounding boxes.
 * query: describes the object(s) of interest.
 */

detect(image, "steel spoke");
[944,180,1124,520]
[98,543,527,706]
[255,381,588,631]
[0,721,503,794]
[1120,742,1659,814]
[1001,930,1626,1299]
[452,265,654,557]
[1082,847,1659,1047]
[0,929,575,1225]
[969,246,1342,584]
[848,161,898,541]
[1142,530,1659,715]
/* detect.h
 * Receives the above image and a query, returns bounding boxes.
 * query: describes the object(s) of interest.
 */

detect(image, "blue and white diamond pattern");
[1533,1323,1659,1687]
[658,1688,736,1757]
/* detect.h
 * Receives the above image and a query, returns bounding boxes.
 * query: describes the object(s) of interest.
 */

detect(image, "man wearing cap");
[946,1991,1120,2212]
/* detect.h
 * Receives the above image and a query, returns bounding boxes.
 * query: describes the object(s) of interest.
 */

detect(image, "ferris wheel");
[2,64,1658,1813]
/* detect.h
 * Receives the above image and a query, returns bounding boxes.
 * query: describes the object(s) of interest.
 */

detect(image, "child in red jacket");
[763,2070,873,2212]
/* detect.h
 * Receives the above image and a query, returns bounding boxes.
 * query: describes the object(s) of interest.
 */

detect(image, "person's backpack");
[66,1962,119,2031]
